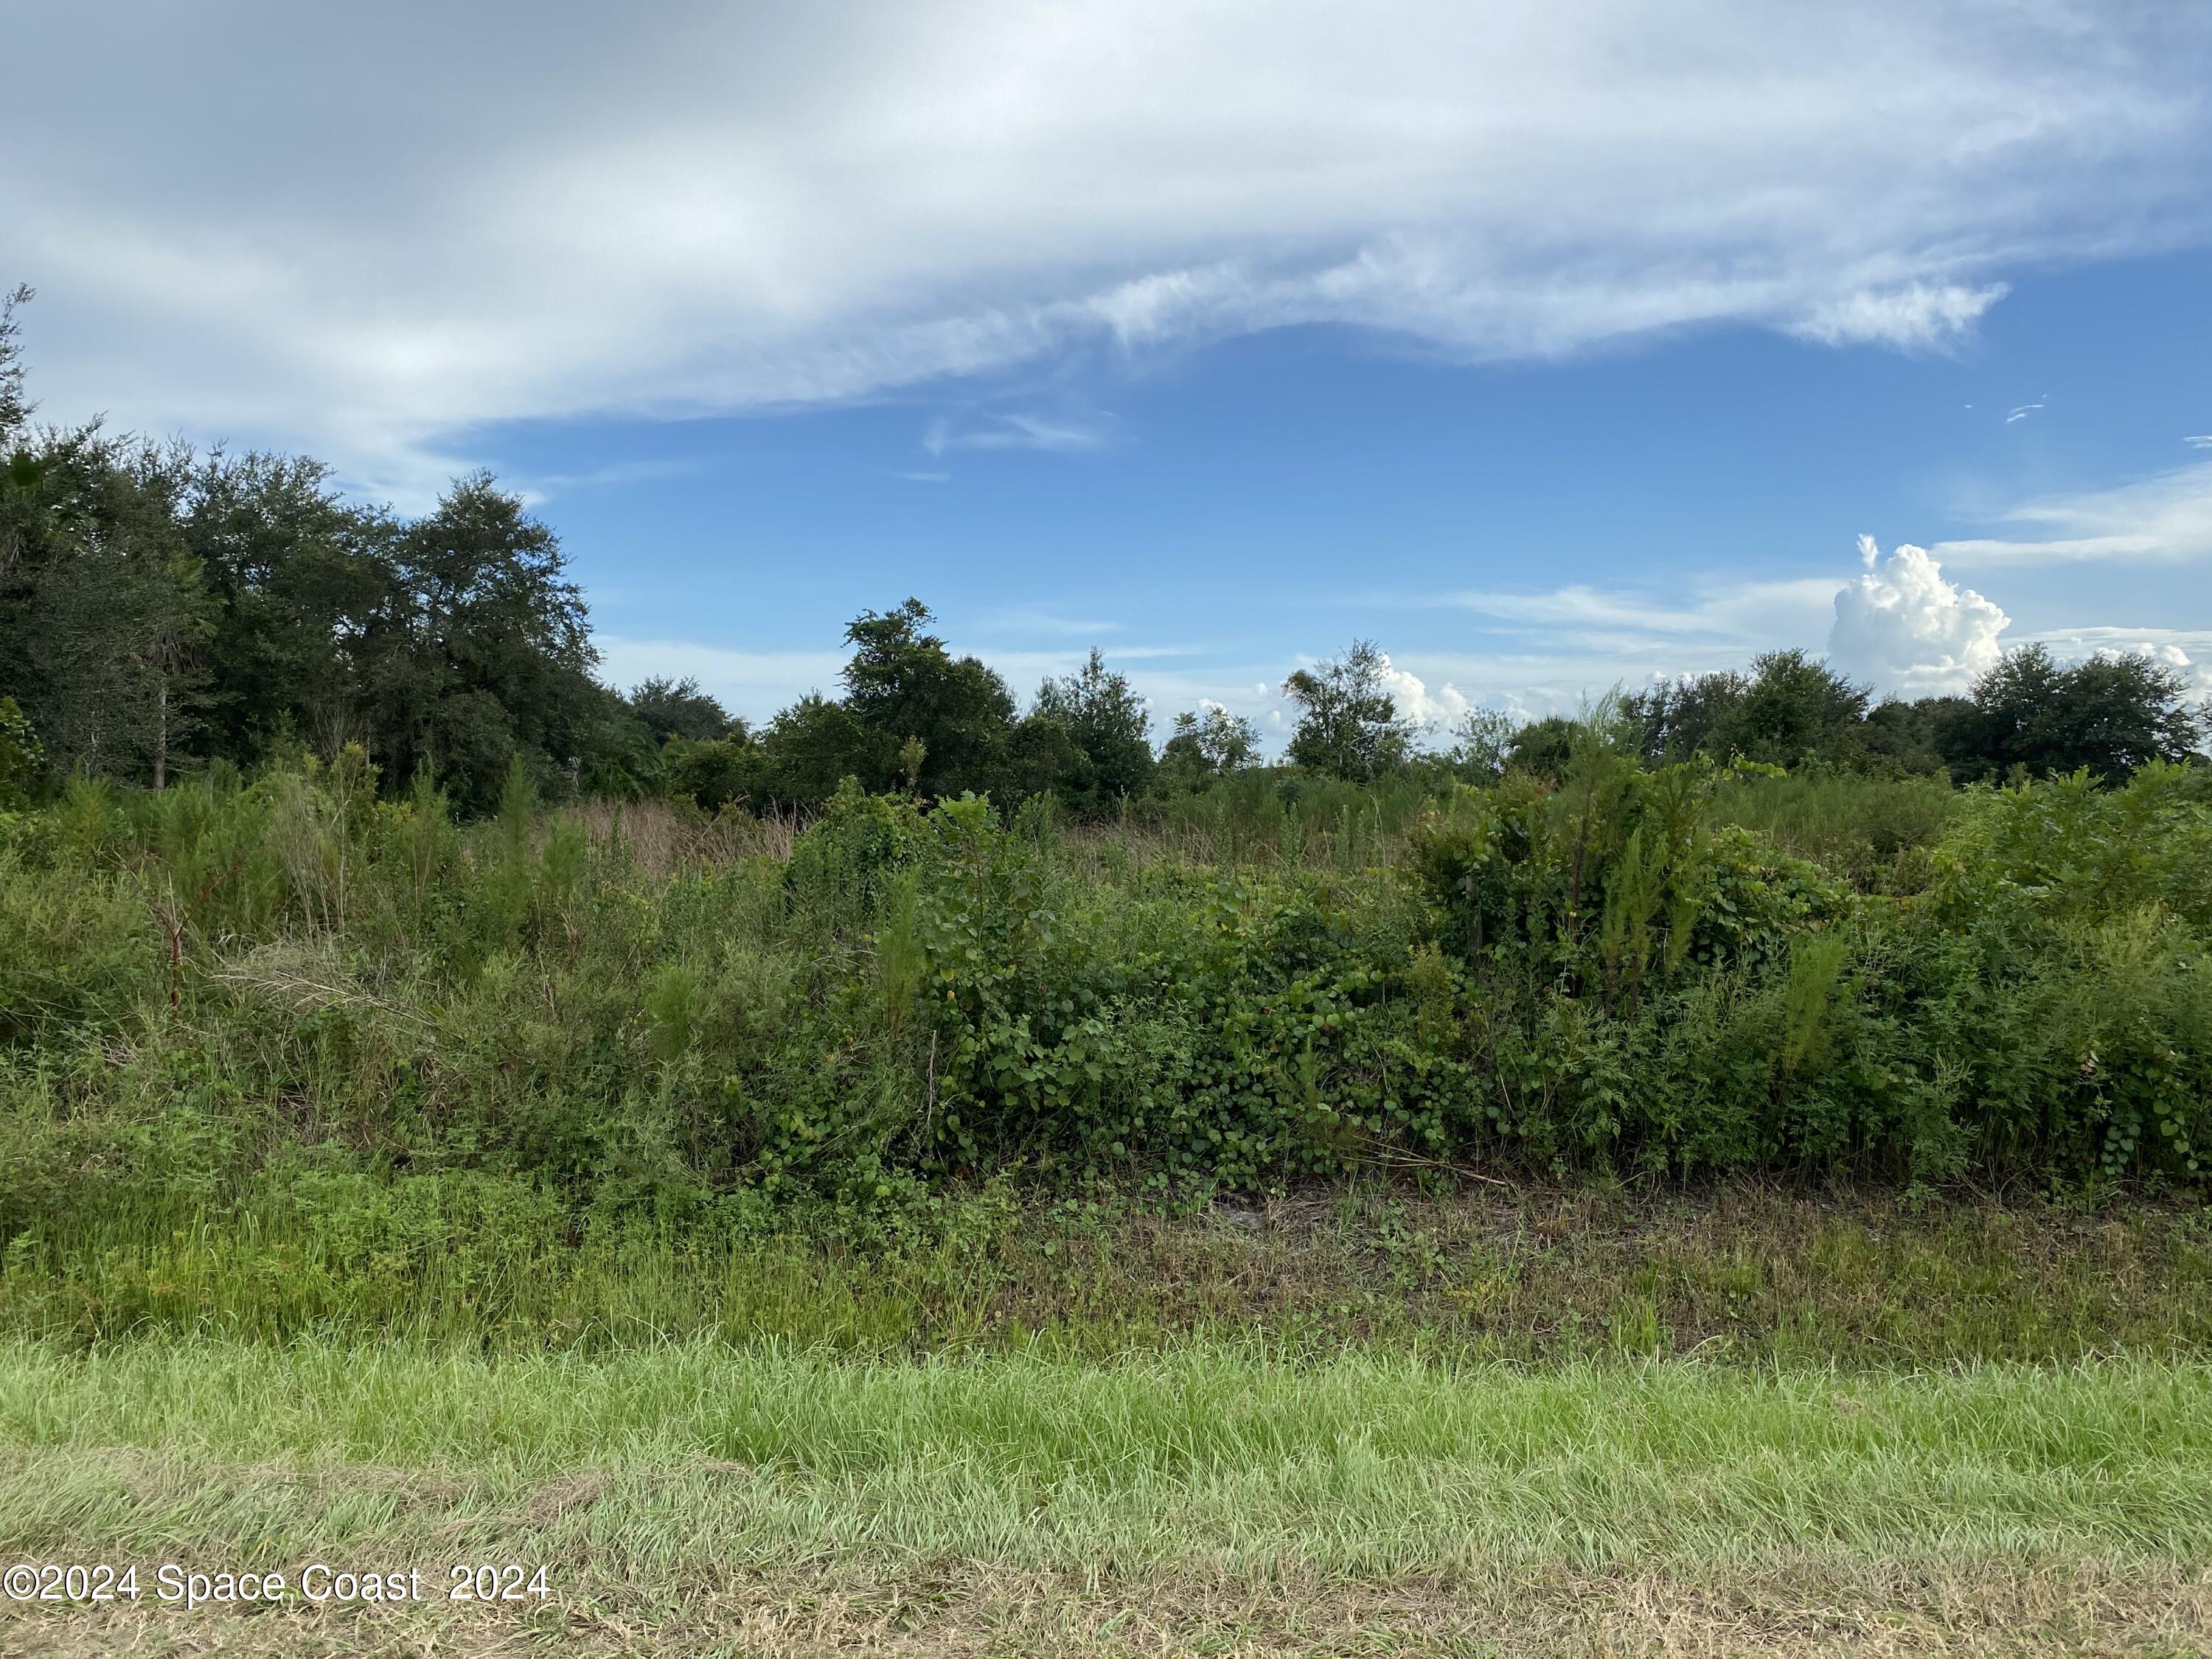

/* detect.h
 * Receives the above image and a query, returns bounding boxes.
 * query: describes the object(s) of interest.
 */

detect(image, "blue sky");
[7,1,2209,742]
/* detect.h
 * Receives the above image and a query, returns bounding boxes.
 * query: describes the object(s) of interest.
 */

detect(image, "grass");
[7,1181,2209,1366]
[14,1181,2211,1651]
[4,1339,2211,1654]
[6,760,2211,1654]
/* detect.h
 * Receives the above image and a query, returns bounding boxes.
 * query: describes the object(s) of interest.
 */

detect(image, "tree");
[1727,650,1869,767]
[629,675,735,744]
[1158,704,1259,790]
[664,730,765,812]
[1445,708,1517,782]
[1624,650,1869,770]
[1005,711,1088,806]
[841,599,1015,798]
[0,285,31,443]
[1952,644,2202,783]
[1504,715,1580,780]
[184,449,397,763]
[755,692,877,810]
[1860,696,1967,776]
[1622,672,1747,766]
[378,473,604,810]
[0,428,212,784]
[1032,648,1153,814]
[1284,640,1414,782]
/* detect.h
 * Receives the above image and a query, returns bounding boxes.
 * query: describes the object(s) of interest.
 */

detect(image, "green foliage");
[1950,642,2205,783]
[0,695,41,809]
[0,689,2208,1292]
[664,731,764,813]
[0,414,618,808]
[0,284,30,440]
[1625,649,1873,771]
[788,776,925,927]
[628,674,734,743]
[1158,704,1260,792]
[1284,640,1416,782]
[1503,715,1579,780]
[1032,647,1155,813]
[841,598,1017,799]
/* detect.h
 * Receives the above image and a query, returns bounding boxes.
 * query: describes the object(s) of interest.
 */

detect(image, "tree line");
[1,283,2202,816]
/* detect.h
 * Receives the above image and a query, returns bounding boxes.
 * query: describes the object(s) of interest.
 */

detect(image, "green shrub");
[0,754,2207,1270]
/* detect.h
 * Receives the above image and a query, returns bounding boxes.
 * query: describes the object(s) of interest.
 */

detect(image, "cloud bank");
[4,1,2209,496]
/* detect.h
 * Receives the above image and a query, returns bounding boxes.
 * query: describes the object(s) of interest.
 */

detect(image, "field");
[4,758,2211,1653]
[5,1338,2212,1656]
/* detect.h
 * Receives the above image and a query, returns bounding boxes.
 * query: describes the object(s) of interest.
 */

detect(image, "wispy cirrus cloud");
[6,1,2208,498]
[513,457,700,504]
[975,608,1127,639]
[922,413,1113,458]
[1338,574,1849,717]
[1933,462,2212,566]
[1441,577,1843,649]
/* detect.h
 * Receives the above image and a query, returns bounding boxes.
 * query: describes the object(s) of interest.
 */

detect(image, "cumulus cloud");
[1827,536,2009,695]
[1374,653,1472,733]
[4,1,2208,494]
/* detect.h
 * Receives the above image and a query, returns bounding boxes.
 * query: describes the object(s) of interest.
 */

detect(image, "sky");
[5,0,2210,744]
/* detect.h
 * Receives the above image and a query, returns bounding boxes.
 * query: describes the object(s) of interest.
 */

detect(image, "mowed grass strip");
[4,1342,2210,1583]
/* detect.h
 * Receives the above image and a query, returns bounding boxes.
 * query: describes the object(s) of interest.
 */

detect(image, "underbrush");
[4,1180,2207,1364]
[1,749,2208,1304]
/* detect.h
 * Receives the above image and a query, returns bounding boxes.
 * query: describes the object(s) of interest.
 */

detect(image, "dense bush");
[1,749,2207,1272]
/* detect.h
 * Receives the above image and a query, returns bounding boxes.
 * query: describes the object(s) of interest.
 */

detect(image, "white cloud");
[1826,536,2008,695]
[512,458,700,504]
[1374,653,1472,733]
[1790,283,2008,352]
[924,413,1112,456]
[2018,628,2212,700]
[1341,574,1848,719]
[603,629,1282,731]
[2005,402,2043,423]
[2185,436,2212,450]
[1933,462,2212,566]
[5,1,2208,494]
[1444,578,1843,644]
[595,639,849,719]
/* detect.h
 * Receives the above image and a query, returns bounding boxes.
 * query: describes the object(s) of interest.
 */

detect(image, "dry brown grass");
[568,796,801,877]
[8,1559,2208,1658]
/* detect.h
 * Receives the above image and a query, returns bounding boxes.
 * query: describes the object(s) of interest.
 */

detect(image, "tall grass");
[1707,769,1962,888]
